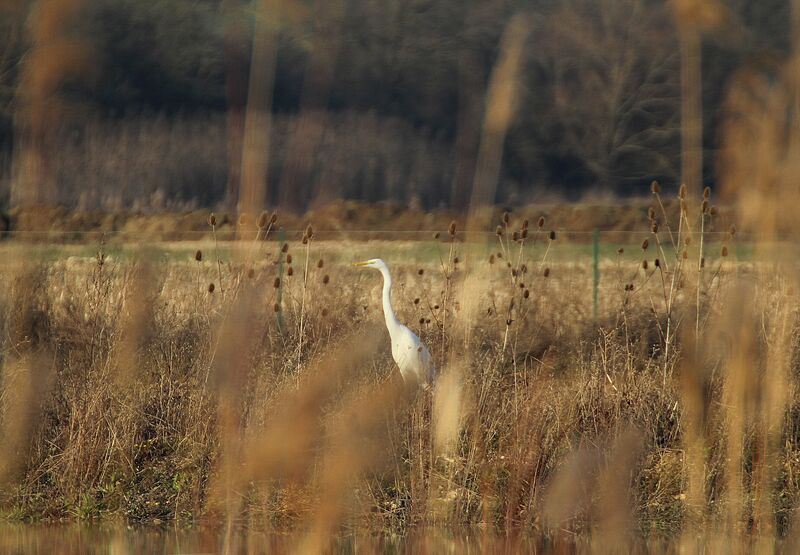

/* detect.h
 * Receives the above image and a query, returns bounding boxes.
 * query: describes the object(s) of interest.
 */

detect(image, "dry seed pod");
[419,317,425,325]
[642,260,649,270]
[679,183,687,199]
[709,205,718,215]
[238,213,248,226]
[496,225,503,236]
[702,199,709,214]
[512,231,519,241]
[414,297,420,305]
[287,254,293,264]
[322,274,330,284]
[519,282,525,289]
[503,211,510,224]
[208,213,217,227]
[497,252,503,258]
[273,277,281,288]
[317,259,324,268]
[281,243,289,253]
[453,257,459,264]
[684,236,692,246]
[721,245,729,257]
[549,230,556,241]
[302,236,309,245]
[208,282,215,293]
[617,248,624,254]
[434,304,440,310]
[648,206,656,220]
[247,268,255,279]
[700,257,705,268]
[680,199,687,212]
[449,221,457,236]
[523,289,530,299]
[258,211,269,228]
[306,225,314,240]
[543,267,550,277]
[641,239,649,250]
[651,221,659,233]
[195,249,202,262]
[729,225,736,237]
[521,264,528,273]
[274,303,280,312]
[521,228,528,239]
[287,266,294,276]
[538,216,545,228]
[703,186,711,199]
[418,268,424,275]
[434,232,440,239]
[522,219,529,230]
[654,258,660,268]
[489,254,495,264]
[322,308,329,317]
[425,318,431,324]
[650,180,660,194]
[682,250,688,259]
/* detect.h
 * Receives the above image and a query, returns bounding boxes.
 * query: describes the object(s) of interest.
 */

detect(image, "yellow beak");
[352,261,370,267]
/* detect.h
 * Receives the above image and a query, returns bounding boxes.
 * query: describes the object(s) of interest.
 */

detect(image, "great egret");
[353,259,435,388]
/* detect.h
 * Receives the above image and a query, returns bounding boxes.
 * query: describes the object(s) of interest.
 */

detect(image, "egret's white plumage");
[353,259,435,388]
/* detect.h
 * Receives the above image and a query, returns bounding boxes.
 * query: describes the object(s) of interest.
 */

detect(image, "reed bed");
[0,189,797,552]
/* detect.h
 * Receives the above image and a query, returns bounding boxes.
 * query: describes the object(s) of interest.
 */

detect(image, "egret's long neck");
[379,265,400,337]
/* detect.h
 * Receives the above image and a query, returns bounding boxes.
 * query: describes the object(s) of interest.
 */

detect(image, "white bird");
[353,258,435,388]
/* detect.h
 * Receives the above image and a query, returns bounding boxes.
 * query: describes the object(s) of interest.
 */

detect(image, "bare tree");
[529,0,681,190]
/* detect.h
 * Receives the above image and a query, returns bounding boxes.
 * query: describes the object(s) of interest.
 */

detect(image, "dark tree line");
[0,0,793,211]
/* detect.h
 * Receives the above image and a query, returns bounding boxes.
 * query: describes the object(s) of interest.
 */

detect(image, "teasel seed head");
[702,199,709,214]
[511,268,518,277]
[489,254,495,264]
[317,259,324,268]
[549,230,556,241]
[238,213,248,226]
[258,211,269,229]
[684,236,692,246]
[419,317,425,325]
[642,260,649,270]
[641,238,649,250]
[414,297,420,305]
[434,232,440,239]
[729,224,736,237]
[522,219,529,230]
[679,183,687,199]
[506,319,513,326]
[434,304,440,310]
[648,206,656,220]
[195,249,202,262]
[208,282,215,293]
[449,221,456,236]
[523,289,530,299]
[496,225,503,236]
[543,267,550,277]
[247,268,255,279]
[651,221,659,233]
[650,180,660,194]
[208,213,217,227]
[519,282,525,289]
[507,262,512,268]
[273,277,281,288]
[512,231,519,241]
[322,274,330,284]
[287,266,294,276]
[302,236,308,245]
[270,211,278,225]
[281,243,289,253]
[286,254,293,264]
[521,264,528,273]
[709,205,718,215]
[497,251,503,258]
[721,245,729,257]
[503,211,510,224]
[274,302,280,312]
[538,216,545,228]
[521,228,528,239]
[426,318,431,324]
[453,256,459,264]
[703,186,711,199]
[418,268,424,275]
[617,248,624,254]
[322,308,329,317]
[682,249,688,259]
[306,225,314,240]
[700,257,705,268]
[654,258,660,268]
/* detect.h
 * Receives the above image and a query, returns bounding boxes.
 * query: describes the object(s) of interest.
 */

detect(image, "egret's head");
[352,258,383,269]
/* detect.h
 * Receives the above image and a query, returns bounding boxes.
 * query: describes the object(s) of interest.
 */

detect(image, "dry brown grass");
[0,195,797,552]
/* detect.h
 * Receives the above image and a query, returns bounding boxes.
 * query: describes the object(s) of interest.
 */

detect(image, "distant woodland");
[0,0,793,212]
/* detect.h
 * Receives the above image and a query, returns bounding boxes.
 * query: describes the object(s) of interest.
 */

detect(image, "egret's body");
[354,259,435,388]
